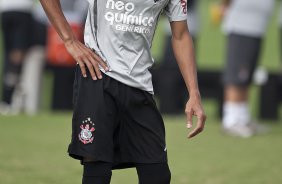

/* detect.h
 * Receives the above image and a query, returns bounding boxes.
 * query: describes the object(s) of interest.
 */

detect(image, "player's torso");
[85,0,187,92]
[92,0,168,35]
[86,0,171,68]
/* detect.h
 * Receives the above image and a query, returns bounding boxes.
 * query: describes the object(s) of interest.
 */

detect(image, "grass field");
[0,114,282,184]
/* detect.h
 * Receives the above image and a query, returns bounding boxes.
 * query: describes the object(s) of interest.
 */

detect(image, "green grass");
[0,114,282,184]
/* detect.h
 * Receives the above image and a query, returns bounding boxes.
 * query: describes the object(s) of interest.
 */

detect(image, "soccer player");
[40,0,206,183]
[221,0,274,137]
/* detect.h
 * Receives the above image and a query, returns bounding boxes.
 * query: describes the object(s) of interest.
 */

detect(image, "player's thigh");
[122,88,167,161]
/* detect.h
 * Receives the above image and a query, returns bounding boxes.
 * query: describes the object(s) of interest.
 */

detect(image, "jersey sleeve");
[164,0,188,22]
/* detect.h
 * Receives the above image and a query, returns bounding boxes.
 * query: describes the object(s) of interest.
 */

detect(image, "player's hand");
[64,39,109,80]
[185,93,206,139]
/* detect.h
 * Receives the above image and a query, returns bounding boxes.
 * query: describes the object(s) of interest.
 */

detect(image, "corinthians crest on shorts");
[78,117,95,144]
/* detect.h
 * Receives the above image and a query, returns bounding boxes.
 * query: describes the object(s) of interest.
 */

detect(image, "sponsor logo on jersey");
[180,0,187,14]
[104,0,155,34]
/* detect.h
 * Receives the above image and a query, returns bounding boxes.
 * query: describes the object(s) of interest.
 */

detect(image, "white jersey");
[84,0,188,93]
[0,0,33,12]
[222,0,274,37]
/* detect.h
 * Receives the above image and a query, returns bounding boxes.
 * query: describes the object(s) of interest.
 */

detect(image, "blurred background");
[0,0,282,184]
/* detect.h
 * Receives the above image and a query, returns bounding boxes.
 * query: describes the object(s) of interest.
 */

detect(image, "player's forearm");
[40,0,76,43]
[172,31,200,97]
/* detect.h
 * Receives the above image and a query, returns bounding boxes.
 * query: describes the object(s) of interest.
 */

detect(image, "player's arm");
[170,21,206,139]
[39,0,108,80]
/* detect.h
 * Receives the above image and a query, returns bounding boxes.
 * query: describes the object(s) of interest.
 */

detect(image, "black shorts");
[223,33,262,86]
[68,66,168,169]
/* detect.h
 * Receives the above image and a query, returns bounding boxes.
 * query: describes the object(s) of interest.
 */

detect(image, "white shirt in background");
[32,0,88,25]
[222,0,275,38]
[0,0,34,12]
[60,0,89,24]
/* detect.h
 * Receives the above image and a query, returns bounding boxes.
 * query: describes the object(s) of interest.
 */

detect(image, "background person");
[0,0,34,114]
[10,2,49,115]
[221,0,274,137]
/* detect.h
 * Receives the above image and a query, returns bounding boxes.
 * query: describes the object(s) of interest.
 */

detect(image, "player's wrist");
[188,90,201,100]
[62,34,78,45]
[63,35,78,46]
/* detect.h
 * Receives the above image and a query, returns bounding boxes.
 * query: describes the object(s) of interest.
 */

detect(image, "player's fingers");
[87,55,102,79]
[188,112,206,139]
[187,126,203,139]
[93,61,103,80]
[89,49,109,72]
[185,109,193,129]
[84,58,97,80]
[98,59,109,72]
[77,60,87,78]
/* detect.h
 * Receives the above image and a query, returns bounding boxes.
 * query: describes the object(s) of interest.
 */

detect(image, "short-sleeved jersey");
[84,0,187,93]
[164,0,199,37]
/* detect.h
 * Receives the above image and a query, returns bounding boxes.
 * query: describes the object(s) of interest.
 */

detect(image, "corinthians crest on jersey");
[78,117,95,144]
